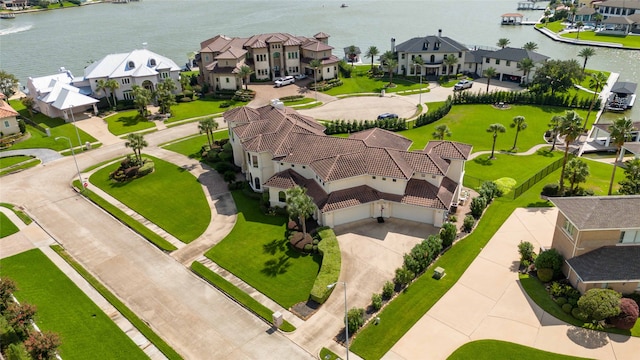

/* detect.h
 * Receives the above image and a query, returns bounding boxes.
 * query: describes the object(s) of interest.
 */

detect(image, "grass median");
[447,340,591,360]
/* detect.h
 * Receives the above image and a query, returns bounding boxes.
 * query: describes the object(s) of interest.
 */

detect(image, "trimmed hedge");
[309,228,341,304]
[452,89,598,110]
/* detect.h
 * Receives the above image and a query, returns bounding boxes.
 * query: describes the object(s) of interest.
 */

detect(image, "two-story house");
[0,94,20,136]
[224,101,472,228]
[549,196,640,294]
[467,47,549,84]
[198,32,340,92]
[394,30,468,79]
[26,68,98,120]
[595,0,640,34]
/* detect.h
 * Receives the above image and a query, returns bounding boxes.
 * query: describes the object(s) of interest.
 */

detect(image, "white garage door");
[331,204,371,227]
[392,204,434,224]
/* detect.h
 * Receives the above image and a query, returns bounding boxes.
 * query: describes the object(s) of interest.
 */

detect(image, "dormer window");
[423,41,429,50]
[128,61,135,69]
[150,58,156,66]
[434,42,440,50]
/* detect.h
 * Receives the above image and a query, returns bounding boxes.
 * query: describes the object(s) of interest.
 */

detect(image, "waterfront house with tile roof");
[224,101,472,228]
[549,196,640,294]
[0,94,20,136]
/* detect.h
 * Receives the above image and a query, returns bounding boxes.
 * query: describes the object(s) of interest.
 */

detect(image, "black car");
[377,113,398,120]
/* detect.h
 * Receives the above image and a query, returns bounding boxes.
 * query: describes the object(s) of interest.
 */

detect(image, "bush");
[555,297,568,306]
[572,307,590,322]
[624,292,640,309]
[439,222,457,248]
[347,307,365,334]
[470,196,487,219]
[382,281,394,299]
[223,170,236,183]
[371,293,383,311]
[578,288,621,321]
[138,160,155,177]
[534,248,564,278]
[308,229,341,304]
[478,181,502,202]
[537,268,554,283]
[463,215,475,232]
[448,215,457,222]
[541,183,560,197]
[518,241,535,262]
[403,235,442,275]
[562,303,573,313]
[212,161,236,174]
[610,298,639,330]
[394,266,415,288]
[303,243,313,252]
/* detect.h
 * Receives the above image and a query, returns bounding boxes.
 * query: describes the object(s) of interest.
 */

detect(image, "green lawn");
[0,156,40,176]
[0,249,147,360]
[324,73,423,96]
[89,155,210,243]
[105,110,156,136]
[205,191,321,308]
[166,97,247,123]
[0,212,19,238]
[399,104,588,152]
[561,31,640,49]
[0,155,33,168]
[0,203,32,225]
[161,131,229,159]
[447,340,592,360]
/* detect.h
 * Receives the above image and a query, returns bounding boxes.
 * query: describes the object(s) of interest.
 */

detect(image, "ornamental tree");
[610,297,639,330]
[577,288,621,322]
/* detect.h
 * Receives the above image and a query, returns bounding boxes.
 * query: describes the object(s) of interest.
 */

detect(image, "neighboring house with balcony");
[0,94,20,136]
[594,0,640,34]
[549,196,640,294]
[394,30,468,79]
[466,47,549,84]
[197,32,340,92]
[224,101,472,228]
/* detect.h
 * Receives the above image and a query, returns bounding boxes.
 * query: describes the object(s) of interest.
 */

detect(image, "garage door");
[331,204,371,227]
[392,204,434,224]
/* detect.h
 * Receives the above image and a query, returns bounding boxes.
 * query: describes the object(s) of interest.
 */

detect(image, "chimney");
[438,29,442,37]
[391,38,396,52]
[142,42,148,49]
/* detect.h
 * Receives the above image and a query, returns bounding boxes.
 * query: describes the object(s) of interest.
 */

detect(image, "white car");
[454,79,473,90]
[274,76,295,87]
[294,73,308,80]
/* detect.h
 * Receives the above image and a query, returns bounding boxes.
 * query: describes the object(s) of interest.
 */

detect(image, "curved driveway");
[298,95,419,121]
[0,148,62,164]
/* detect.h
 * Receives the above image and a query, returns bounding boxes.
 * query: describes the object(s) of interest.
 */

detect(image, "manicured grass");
[0,155,33,168]
[105,110,156,136]
[0,157,40,176]
[319,347,341,360]
[282,97,315,106]
[75,180,177,251]
[325,73,423,96]
[291,101,324,109]
[0,212,19,238]
[580,157,625,194]
[399,104,588,152]
[0,203,32,225]
[161,131,229,159]
[537,21,565,33]
[447,340,592,360]
[166,97,247,123]
[89,155,210,243]
[1,249,148,360]
[190,262,296,332]
[51,245,182,359]
[577,69,612,90]
[519,274,640,337]
[205,191,321,308]
[560,31,640,49]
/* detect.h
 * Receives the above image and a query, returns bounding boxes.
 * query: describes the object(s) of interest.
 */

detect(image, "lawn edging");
[50,245,183,360]
[190,261,296,332]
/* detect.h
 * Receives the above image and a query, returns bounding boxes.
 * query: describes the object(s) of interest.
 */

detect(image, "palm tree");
[517,58,535,84]
[510,116,527,150]
[618,158,640,195]
[443,54,458,78]
[365,46,379,69]
[432,124,452,140]
[548,115,562,151]
[584,71,608,130]
[564,158,590,194]
[607,117,636,195]
[578,47,596,73]
[483,67,497,93]
[385,58,398,87]
[497,38,510,49]
[486,123,506,159]
[285,185,316,236]
[576,21,584,39]
[347,45,358,67]
[310,59,322,99]
[238,65,253,90]
[198,116,219,148]
[412,56,424,77]
[155,79,177,114]
[594,13,604,29]
[558,111,583,194]
[106,79,120,107]
[95,79,112,108]
[124,133,148,165]
[544,9,552,27]
[380,50,395,65]
[523,42,539,51]
[131,85,151,117]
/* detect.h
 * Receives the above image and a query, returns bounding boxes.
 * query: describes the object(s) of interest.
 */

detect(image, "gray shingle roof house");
[549,196,640,294]
[225,101,472,228]
[394,30,468,78]
[467,47,549,83]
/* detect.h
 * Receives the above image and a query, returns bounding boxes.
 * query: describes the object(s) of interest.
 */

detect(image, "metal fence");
[512,157,564,199]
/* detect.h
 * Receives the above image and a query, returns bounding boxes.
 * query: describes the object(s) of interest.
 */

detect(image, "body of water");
[1,0,638,118]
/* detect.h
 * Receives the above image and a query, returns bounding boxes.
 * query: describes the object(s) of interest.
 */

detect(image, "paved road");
[0,148,62,164]
[0,127,313,360]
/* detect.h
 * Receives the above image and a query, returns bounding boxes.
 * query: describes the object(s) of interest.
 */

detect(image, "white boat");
[0,13,16,19]
[606,81,637,111]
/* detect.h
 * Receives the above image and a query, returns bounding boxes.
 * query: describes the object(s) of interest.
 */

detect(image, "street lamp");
[68,104,83,152]
[55,136,83,187]
[328,281,349,360]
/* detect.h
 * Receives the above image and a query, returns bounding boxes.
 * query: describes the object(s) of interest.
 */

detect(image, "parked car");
[294,73,308,80]
[274,76,295,87]
[454,79,473,90]
[377,113,398,120]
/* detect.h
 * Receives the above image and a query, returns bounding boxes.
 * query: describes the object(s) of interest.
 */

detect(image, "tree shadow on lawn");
[536,148,556,157]
[261,242,322,277]
[263,238,287,255]
[116,115,147,128]
[473,157,494,166]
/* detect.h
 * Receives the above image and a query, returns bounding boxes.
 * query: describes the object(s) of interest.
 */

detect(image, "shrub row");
[309,78,343,91]
[452,90,599,110]
[413,97,453,128]
[280,95,305,102]
[324,118,407,135]
[309,229,341,304]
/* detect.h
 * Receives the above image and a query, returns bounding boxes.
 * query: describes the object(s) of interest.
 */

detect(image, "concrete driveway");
[298,95,419,121]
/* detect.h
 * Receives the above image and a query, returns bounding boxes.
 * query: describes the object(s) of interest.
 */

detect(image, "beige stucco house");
[0,94,20,136]
[198,32,340,91]
[549,196,640,294]
[224,101,472,228]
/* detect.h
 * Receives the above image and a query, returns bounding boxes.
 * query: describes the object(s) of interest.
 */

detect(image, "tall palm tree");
[347,45,358,67]
[594,13,603,28]
[576,21,584,39]
[483,67,497,93]
[238,65,253,90]
[497,38,510,49]
[564,158,590,194]
[544,9,552,27]
[381,50,395,64]
[548,115,562,151]
[517,58,535,84]
[558,111,583,194]
[198,116,219,148]
[443,54,458,78]
[95,79,112,108]
[285,185,316,236]
[385,58,398,86]
[310,59,322,97]
[432,124,452,140]
[365,46,379,69]
[105,79,120,107]
[510,116,527,150]
[607,117,636,195]
[584,71,608,130]
[412,56,424,77]
[131,85,151,117]
[124,133,148,165]
[523,42,539,51]
[486,123,506,159]
[578,47,596,73]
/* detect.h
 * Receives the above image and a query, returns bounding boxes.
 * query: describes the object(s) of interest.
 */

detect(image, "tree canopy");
[0,70,19,98]
[285,186,316,235]
[577,288,621,321]
[530,59,584,95]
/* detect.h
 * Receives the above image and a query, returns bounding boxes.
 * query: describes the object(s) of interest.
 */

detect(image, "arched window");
[278,191,286,202]
[254,177,261,190]
[430,55,435,63]
[128,61,135,69]
[150,58,156,66]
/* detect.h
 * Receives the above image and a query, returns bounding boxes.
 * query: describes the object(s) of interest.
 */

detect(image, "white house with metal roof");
[26,68,98,120]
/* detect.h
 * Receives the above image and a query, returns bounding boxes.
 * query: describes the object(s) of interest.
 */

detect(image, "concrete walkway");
[383,208,640,360]
[468,143,554,160]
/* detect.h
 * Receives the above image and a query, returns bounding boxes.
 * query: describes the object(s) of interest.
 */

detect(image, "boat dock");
[501,13,538,25]
[517,2,546,10]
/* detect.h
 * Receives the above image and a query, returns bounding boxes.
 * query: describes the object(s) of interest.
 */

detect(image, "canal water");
[1,0,638,118]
